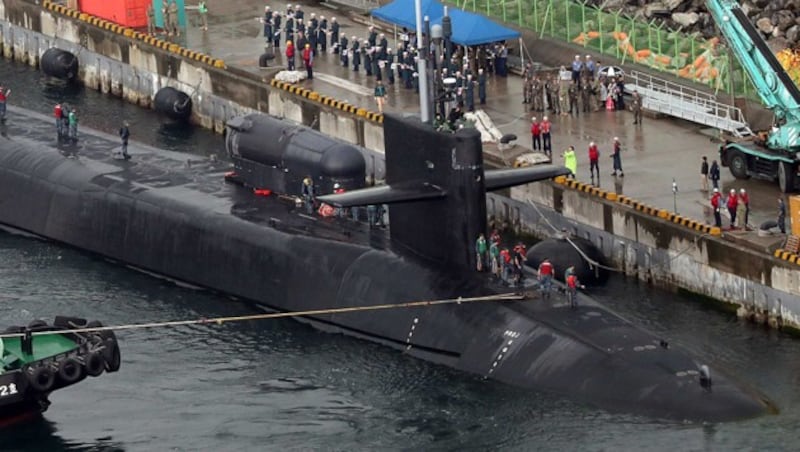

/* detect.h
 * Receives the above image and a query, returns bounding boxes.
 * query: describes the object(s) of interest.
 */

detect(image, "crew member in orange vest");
[566,272,584,308]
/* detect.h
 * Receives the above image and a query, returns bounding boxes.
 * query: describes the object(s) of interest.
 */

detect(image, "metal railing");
[626,70,752,136]
[443,0,758,99]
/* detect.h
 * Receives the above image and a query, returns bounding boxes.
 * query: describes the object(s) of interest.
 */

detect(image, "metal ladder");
[624,71,754,138]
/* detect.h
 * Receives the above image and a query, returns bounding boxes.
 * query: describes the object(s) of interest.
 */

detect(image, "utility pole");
[414,0,431,123]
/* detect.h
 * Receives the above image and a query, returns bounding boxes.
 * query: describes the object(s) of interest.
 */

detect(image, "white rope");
[525,198,622,273]
[0,293,526,339]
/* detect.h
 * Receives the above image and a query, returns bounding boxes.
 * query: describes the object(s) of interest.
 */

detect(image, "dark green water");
[0,59,799,451]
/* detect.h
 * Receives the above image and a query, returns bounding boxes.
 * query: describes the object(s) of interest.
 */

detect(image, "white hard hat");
[713,188,719,192]
[334,183,340,189]
[740,188,746,193]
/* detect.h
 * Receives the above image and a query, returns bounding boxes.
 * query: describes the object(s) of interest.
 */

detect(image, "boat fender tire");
[3,326,25,334]
[29,366,55,392]
[86,320,117,342]
[85,351,105,377]
[54,316,87,329]
[57,357,84,384]
[27,319,48,329]
[103,339,121,373]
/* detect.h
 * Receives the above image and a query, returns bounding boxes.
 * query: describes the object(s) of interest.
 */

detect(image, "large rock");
[672,12,700,27]
[757,17,774,35]
[663,0,686,11]
[774,10,796,32]
[787,24,800,43]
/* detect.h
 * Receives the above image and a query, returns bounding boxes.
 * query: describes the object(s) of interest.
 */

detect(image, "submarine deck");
[1,105,400,252]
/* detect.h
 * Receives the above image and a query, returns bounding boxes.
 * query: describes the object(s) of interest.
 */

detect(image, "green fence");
[443,0,757,98]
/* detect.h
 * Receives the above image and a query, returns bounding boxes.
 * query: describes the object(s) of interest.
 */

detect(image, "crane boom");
[707,0,800,151]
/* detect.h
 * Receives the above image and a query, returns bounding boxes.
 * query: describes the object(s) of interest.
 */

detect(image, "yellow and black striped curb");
[774,249,800,265]
[42,0,225,70]
[270,79,384,124]
[554,177,721,237]
[554,176,617,201]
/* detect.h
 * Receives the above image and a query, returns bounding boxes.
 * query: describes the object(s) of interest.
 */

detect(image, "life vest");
[541,121,551,134]
[54,105,62,118]
[567,274,578,289]
[286,44,295,58]
[0,91,6,102]
[711,192,721,209]
[739,192,749,206]
[727,193,738,209]
[538,261,553,276]
[588,144,599,161]
[530,122,541,135]
[500,249,511,264]
[318,203,335,217]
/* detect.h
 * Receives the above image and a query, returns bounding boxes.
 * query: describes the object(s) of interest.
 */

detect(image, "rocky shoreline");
[593,0,800,52]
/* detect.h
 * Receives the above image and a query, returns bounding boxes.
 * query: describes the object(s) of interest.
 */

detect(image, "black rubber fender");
[28,366,56,392]
[154,87,192,121]
[40,48,79,81]
[84,351,105,377]
[760,220,778,231]
[259,52,275,67]
[103,339,121,373]
[57,357,84,384]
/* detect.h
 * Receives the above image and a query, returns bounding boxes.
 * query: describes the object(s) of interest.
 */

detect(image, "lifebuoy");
[84,351,105,377]
[57,357,84,384]
[103,339,122,373]
[28,366,55,392]
[318,203,335,217]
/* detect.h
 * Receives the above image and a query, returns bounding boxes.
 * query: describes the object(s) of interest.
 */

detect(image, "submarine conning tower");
[318,114,571,273]
[385,115,487,272]
[225,114,367,196]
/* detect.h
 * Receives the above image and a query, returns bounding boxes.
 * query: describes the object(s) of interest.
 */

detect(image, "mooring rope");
[0,293,526,339]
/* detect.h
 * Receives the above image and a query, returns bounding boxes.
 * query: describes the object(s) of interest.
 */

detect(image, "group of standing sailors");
[301,177,386,228]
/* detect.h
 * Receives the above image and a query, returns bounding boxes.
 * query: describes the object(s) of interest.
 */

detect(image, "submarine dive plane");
[0,103,773,422]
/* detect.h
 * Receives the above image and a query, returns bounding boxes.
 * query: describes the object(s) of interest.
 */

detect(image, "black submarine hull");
[0,107,772,422]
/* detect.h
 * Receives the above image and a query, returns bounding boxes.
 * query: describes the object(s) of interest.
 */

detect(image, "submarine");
[0,103,773,422]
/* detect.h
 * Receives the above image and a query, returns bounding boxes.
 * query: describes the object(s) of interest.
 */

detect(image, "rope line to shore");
[525,198,622,273]
[0,293,526,339]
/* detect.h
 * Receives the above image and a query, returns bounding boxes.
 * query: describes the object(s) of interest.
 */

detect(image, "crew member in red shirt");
[285,40,295,71]
[710,188,722,227]
[739,188,750,229]
[54,103,64,138]
[537,258,554,298]
[726,189,738,229]
[530,117,541,151]
[588,142,600,179]
[541,116,552,157]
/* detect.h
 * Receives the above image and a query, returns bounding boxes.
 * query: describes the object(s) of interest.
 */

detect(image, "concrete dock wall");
[2,1,800,330]
[487,183,800,330]
[0,0,388,178]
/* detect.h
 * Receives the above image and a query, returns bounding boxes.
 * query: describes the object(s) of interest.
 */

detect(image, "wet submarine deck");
[0,105,774,422]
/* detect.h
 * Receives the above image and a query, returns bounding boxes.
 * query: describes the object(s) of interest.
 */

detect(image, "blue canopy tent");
[434,7,520,46]
[371,0,444,30]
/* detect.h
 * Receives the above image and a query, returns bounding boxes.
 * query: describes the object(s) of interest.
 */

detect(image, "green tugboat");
[0,317,120,424]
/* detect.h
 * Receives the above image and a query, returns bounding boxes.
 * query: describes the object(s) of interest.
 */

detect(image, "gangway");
[624,70,753,138]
